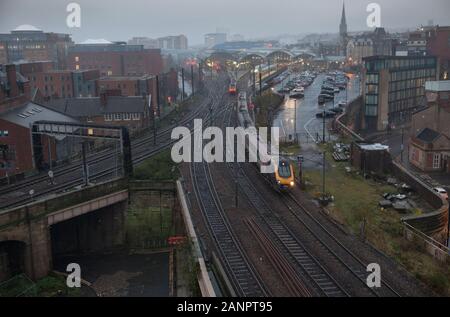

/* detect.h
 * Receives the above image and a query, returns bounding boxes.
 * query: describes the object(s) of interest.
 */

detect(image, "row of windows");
[43,75,71,82]
[388,99,419,114]
[389,78,430,91]
[366,57,436,72]
[44,85,71,91]
[390,69,436,81]
[388,88,425,102]
[104,113,141,121]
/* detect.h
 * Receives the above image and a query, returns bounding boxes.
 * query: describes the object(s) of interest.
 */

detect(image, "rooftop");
[43,96,147,117]
[13,24,42,32]
[0,102,78,128]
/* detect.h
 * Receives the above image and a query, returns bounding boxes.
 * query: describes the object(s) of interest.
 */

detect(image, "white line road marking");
[304,117,317,142]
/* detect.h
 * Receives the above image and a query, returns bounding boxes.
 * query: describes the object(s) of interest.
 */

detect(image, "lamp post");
[293,99,297,142]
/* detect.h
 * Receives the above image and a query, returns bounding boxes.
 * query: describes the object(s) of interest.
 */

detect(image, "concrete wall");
[392,161,449,242]
[0,179,128,281]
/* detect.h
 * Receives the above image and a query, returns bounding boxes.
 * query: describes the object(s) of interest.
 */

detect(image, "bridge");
[0,178,128,282]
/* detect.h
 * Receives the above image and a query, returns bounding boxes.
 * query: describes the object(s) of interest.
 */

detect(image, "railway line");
[282,192,401,297]
[0,76,228,210]
[220,81,403,296]
[188,77,269,297]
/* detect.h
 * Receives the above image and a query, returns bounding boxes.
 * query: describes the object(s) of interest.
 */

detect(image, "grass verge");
[303,142,450,296]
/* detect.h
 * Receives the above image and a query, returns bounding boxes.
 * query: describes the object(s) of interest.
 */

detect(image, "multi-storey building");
[204,33,227,48]
[0,25,73,69]
[68,42,163,77]
[362,55,438,131]
[157,35,188,50]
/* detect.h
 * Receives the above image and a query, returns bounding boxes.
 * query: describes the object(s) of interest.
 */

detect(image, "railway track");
[188,81,268,296]
[190,160,268,297]
[0,77,228,210]
[229,162,349,297]
[282,192,401,297]
[220,79,401,296]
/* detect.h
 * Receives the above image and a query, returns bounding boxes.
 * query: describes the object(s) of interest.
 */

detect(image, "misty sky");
[0,0,449,45]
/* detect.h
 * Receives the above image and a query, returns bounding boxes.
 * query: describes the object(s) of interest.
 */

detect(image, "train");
[229,81,237,95]
[235,92,295,191]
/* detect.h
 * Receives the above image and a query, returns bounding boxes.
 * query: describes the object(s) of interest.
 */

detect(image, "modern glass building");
[362,55,438,131]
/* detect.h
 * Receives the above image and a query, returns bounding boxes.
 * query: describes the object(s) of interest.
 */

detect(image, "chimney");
[5,64,19,98]
[100,91,108,107]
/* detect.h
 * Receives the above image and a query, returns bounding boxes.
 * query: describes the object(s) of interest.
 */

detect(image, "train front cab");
[274,159,295,190]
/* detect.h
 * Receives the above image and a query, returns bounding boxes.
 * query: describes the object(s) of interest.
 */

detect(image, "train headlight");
[290,181,295,187]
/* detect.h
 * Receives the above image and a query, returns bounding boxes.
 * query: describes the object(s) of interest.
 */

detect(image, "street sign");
[48,170,54,178]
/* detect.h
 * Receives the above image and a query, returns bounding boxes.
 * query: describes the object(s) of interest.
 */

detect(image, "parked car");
[434,187,448,201]
[316,111,336,118]
[329,107,344,114]
[338,101,347,107]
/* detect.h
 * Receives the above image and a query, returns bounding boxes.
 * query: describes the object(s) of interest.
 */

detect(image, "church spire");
[339,1,348,38]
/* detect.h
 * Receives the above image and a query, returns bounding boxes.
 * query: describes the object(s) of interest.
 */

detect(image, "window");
[104,114,112,121]
[0,130,8,137]
[75,56,79,62]
[432,153,441,169]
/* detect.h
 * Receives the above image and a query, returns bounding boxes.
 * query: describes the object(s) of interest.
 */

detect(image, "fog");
[0,0,449,45]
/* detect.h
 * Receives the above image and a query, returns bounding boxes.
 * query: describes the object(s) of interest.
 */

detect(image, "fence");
[403,222,450,263]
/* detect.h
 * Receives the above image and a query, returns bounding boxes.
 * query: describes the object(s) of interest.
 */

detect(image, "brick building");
[426,26,450,80]
[0,102,77,178]
[67,42,163,77]
[9,61,100,99]
[0,64,77,178]
[43,92,151,133]
[0,25,73,69]
[97,76,156,97]
[0,64,31,113]
[409,81,450,173]
[96,69,179,104]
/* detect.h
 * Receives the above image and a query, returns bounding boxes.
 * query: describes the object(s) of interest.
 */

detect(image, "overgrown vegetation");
[133,150,179,181]
[126,205,174,248]
[303,141,450,296]
[254,92,285,127]
[0,274,82,297]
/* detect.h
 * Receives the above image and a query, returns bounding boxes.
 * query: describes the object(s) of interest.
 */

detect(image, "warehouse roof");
[43,96,148,117]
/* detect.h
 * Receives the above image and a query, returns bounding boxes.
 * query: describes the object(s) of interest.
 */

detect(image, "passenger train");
[235,92,295,191]
[228,81,237,95]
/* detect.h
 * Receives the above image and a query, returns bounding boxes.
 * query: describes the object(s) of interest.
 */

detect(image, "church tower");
[339,1,348,56]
